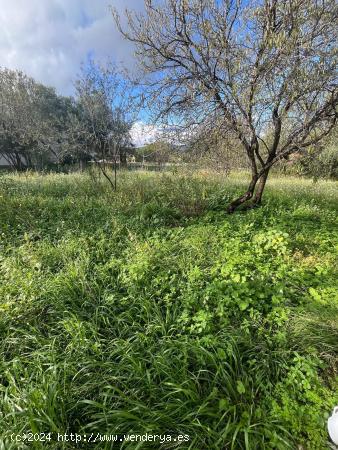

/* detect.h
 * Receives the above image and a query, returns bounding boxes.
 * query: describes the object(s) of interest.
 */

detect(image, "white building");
[0,155,10,168]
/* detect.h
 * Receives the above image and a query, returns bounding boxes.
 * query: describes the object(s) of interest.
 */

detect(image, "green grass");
[0,170,337,449]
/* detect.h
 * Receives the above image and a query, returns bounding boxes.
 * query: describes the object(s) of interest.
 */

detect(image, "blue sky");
[0,0,144,95]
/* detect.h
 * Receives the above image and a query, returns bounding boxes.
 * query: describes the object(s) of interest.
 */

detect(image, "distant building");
[0,156,11,168]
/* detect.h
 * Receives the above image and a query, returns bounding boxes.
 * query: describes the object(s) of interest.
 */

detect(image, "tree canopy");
[0,68,74,170]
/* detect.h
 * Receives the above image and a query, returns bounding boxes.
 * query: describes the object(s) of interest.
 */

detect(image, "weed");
[0,170,337,449]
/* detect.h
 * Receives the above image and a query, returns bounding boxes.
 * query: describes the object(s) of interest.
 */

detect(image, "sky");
[129,122,164,148]
[0,0,143,96]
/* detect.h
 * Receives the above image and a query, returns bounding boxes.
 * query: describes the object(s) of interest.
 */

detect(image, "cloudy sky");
[0,0,143,95]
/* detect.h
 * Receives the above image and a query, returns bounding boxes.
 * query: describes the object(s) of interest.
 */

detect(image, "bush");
[296,146,338,180]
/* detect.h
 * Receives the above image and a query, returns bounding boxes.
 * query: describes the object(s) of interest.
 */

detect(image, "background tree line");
[0,62,135,179]
[0,60,336,183]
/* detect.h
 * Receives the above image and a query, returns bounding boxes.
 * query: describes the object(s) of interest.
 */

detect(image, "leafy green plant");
[0,170,337,449]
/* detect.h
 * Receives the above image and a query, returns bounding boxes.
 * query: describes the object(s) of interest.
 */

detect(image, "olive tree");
[0,68,71,170]
[113,0,338,212]
[0,68,43,169]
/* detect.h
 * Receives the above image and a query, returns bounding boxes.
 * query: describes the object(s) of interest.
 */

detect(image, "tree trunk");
[227,136,277,213]
[120,149,127,168]
[227,175,258,213]
[98,162,116,191]
[15,152,25,171]
[114,158,117,191]
[227,167,272,213]
[24,153,33,170]
[252,168,270,205]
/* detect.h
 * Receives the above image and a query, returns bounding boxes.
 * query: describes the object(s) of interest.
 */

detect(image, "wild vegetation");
[0,170,337,449]
[0,0,337,448]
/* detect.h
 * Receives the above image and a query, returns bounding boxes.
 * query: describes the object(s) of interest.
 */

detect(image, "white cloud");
[0,0,142,95]
[130,121,191,148]
[130,122,163,147]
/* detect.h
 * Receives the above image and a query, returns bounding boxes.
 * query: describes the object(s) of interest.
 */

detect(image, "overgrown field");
[0,170,337,449]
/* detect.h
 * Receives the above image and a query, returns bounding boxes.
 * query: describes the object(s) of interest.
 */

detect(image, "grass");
[0,169,337,449]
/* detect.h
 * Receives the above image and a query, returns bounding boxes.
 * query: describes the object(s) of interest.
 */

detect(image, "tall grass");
[0,170,337,449]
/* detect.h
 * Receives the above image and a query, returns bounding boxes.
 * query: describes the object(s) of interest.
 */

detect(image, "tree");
[72,61,135,189]
[0,67,74,170]
[282,123,338,179]
[113,0,338,212]
[136,140,178,166]
[0,68,43,170]
[186,114,248,173]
